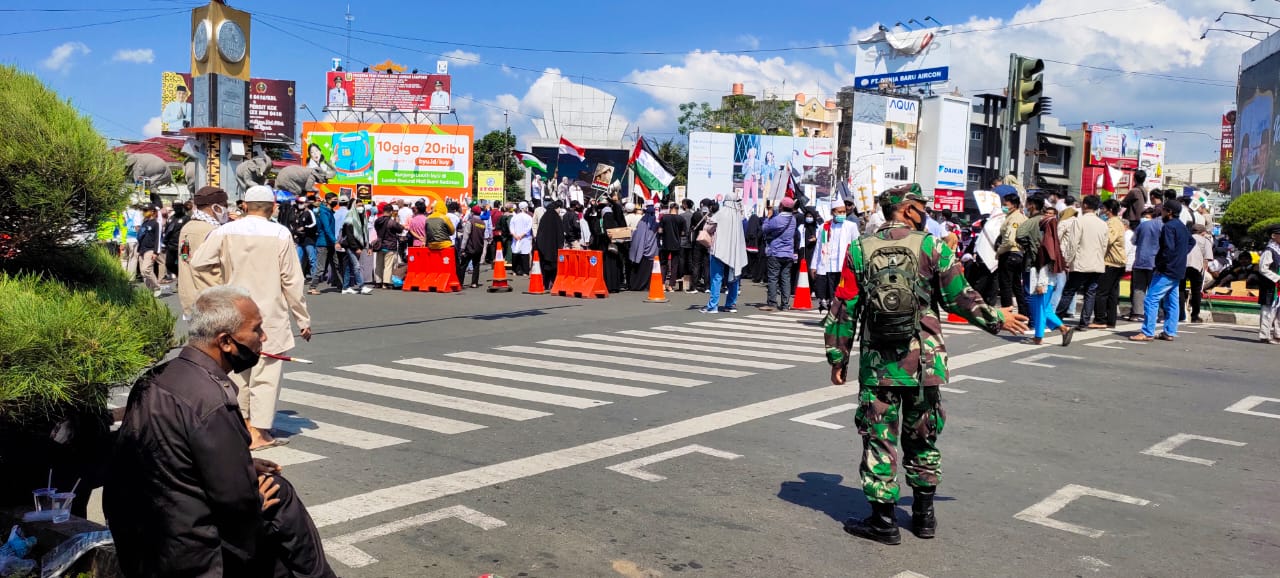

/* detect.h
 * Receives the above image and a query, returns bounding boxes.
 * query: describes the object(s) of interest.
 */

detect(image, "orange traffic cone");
[525,250,546,295]
[792,258,813,310]
[644,254,668,303]
[945,311,966,324]
[488,240,513,293]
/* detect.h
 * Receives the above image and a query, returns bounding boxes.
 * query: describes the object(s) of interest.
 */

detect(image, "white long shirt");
[813,220,860,275]
[509,212,534,254]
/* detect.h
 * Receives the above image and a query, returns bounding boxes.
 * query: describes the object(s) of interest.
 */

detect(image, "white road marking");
[307,383,859,527]
[344,364,608,409]
[617,329,827,354]
[744,314,823,326]
[278,390,485,434]
[396,358,664,398]
[770,310,826,319]
[653,324,816,343]
[253,445,325,466]
[948,324,1139,370]
[1011,352,1085,368]
[790,403,859,430]
[939,387,967,394]
[325,505,506,568]
[891,572,932,578]
[444,352,706,388]
[688,320,819,337]
[538,339,795,370]
[1224,395,1280,419]
[495,345,754,378]
[577,334,821,363]
[606,444,742,482]
[1084,339,1128,350]
[1013,483,1151,538]
[1140,433,1247,466]
[288,371,551,421]
[950,375,1005,385]
[716,318,824,332]
[272,411,410,449]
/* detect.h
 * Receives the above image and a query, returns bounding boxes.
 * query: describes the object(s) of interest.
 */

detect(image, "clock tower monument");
[185,1,255,198]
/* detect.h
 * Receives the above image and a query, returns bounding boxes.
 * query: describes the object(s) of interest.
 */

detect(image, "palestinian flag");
[1098,163,1121,201]
[628,137,676,196]
[512,150,547,174]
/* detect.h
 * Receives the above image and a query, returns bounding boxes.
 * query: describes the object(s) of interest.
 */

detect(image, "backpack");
[858,233,929,344]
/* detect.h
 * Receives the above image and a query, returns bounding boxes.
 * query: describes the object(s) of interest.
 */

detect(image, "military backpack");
[858,233,930,343]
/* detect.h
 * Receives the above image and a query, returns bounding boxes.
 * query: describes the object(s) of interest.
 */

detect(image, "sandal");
[250,438,290,451]
[1156,333,1176,341]
[1061,327,1075,347]
[307,289,320,295]
[1128,334,1154,342]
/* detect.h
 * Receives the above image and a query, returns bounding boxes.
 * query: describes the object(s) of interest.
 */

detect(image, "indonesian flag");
[558,137,585,161]
[511,150,547,174]
[628,137,676,197]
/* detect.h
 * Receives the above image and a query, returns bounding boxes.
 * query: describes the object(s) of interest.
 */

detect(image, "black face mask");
[908,206,927,232]
[225,338,261,373]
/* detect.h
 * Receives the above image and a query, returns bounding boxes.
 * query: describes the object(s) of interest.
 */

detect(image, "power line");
[0,8,186,37]
[1039,58,1235,87]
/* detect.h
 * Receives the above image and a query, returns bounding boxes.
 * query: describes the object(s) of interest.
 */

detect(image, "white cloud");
[41,41,89,73]
[142,116,163,138]
[442,49,481,67]
[636,107,670,132]
[738,35,760,50]
[625,51,841,108]
[112,48,154,64]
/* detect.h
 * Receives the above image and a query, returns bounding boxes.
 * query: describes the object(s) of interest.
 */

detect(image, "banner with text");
[302,122,474,205]
[325,71,451,112]
[1220,108,1235,192]
[161,71,296,142]
[1138,139,1167,189]
[477,170,504,202]
[853,27,951,89]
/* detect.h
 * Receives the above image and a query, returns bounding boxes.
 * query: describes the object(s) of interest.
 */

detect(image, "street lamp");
[1162,129,1222,141]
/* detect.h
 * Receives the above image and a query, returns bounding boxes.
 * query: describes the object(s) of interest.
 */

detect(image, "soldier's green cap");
[878,183,927,207]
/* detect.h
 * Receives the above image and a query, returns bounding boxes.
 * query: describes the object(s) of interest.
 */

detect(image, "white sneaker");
[152,289,163,298]
[360,286,373,295]
[342,288,357,295]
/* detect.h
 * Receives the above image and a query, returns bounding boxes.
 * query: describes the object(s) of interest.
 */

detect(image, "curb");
[1201,311,1260,327]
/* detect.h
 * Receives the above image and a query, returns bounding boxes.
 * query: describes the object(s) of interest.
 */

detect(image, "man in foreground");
[824,185,1028,545]
[105,286,334,577]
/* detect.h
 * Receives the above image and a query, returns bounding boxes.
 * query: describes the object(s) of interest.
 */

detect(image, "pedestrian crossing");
[261,308,982,467]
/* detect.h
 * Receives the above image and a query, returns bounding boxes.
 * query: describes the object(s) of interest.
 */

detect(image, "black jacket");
[137,218,161,254]
[105,347,262,578]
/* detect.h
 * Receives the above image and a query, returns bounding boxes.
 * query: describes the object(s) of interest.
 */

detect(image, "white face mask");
[213,204,229,224]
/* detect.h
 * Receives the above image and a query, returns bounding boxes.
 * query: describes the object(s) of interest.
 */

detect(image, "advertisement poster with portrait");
[1220,107,1235,192]
[687,132,833,215]
[1234,52,1280,194]
[325,71,451,112]
[161,71,295,142]
[301,122,473,205]
[1138,139,1167,190]
[1088,125,1140,169]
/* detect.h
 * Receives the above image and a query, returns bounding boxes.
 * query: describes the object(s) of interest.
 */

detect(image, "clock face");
[216,20,246,63]
[193,19,211,62]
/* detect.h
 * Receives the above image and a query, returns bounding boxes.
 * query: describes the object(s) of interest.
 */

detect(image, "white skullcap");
[243,185,275,203]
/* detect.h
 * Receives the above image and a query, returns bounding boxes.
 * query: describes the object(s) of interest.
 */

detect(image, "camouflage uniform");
[824,221,1005,503]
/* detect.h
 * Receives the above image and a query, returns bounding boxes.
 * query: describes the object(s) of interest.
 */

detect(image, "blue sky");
[1,0,1251,163]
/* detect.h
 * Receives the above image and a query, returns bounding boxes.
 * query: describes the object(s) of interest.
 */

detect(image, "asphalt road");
[143,275,1280,577]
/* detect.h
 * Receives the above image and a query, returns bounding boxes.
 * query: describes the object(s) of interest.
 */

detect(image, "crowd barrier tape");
[403,246,462,293]
[550,249,608,299]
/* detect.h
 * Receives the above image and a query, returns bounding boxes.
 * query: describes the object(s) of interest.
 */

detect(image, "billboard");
[1138,139,1167,189]
[325,71,451,112]
[1234,49,1278,194]
[687,132,834,214]
[530,146,630,202]
[846,93,921,213]
[853,27,951,89]
[1220,108,1235,192]
[1087,125,1140,168]
[915,95,970,197]
[161,71,295,142]
[301,122,474,204]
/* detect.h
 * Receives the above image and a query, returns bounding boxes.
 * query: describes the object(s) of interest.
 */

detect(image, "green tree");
[653,138,688,188]
[473,128,527,203]
[678,97,794,136]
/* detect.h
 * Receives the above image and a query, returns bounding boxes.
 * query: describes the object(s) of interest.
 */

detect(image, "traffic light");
[1011,56,1047,124]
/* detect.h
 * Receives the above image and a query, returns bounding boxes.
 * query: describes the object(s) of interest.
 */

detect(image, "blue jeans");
[706,257,740,310]
[1047,271,1066,313]
[342,250,364,289]
[1026,281,1064,340]
[296,243,317,282]
[1141,273,1181,337]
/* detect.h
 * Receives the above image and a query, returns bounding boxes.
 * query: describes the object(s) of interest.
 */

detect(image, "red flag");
[558,137,585,161]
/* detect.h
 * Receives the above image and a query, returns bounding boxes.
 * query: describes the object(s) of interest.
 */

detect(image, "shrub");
[0,245,176,423]
[0,64,127,259]
[1219,191,1280,247]
[1248,216,1280,243]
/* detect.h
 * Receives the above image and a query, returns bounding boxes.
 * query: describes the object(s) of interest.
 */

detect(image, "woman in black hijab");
[536,200,567,289]
[587,194,627,292]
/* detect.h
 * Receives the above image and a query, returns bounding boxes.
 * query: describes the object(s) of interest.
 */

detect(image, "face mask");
[834,215,847,224]
[805,217,815,224]
[1001,206,1011,215]
[225,338,260,373]
[1100,214,1109,222]
[1141,217,1151,223]
[213,204,229,224]
[556,208,566,216]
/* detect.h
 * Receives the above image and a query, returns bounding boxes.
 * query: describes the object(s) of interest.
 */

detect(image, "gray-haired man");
[105,286,334,578]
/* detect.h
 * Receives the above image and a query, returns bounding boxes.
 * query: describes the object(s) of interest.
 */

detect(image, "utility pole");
[344,3,354,68]
[502,111,509,201]
[998,53,1016,179]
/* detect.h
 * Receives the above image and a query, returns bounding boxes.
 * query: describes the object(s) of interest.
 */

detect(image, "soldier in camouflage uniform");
[824,184,1028,544]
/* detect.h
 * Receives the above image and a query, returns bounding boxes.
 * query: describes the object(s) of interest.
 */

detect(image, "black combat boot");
[911,486,937,539]
[843,502,901,545]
